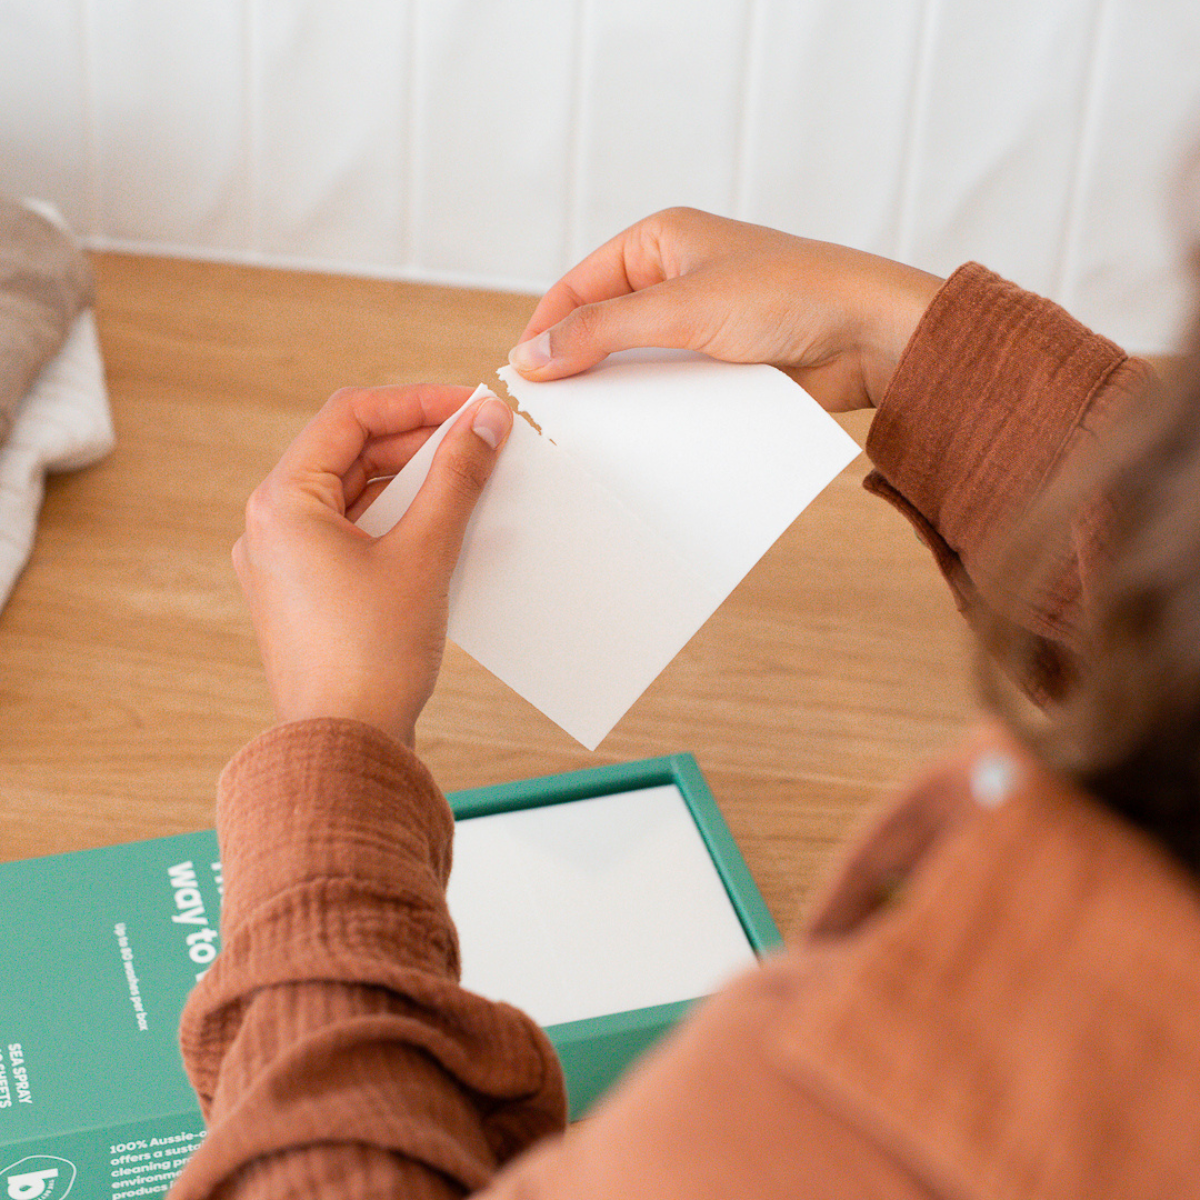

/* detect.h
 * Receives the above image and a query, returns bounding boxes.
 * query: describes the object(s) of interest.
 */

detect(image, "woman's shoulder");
[766,723,1200,1198]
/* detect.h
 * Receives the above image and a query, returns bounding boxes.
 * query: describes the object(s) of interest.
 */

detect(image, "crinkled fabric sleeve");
[167,718,567,1200]
[863,262,1155,696]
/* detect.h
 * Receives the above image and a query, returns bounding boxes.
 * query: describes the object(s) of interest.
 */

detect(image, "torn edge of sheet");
[491,371,552,442]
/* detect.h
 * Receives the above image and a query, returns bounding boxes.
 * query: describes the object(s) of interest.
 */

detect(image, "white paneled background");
[4,0,1200,352]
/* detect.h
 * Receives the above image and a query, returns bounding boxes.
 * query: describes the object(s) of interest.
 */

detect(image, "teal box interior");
[0,754,779,1196]
[448,753,782,1117]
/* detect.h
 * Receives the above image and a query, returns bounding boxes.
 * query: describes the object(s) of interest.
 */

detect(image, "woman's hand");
[233,384,513,747]
[509,207,943,412]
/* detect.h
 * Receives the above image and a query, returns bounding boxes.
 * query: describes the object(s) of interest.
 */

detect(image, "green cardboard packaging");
[1,754,778,1199]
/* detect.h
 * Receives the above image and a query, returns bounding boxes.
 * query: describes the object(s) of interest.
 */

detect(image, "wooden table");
[0,253,976,937]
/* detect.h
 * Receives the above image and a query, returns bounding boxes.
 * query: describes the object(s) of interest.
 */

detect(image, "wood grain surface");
[0,253,976,936]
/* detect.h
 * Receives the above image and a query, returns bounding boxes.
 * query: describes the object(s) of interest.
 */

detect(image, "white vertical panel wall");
[254,0,411,269]
[89,0,250,250]
[896,0,1100,296]
[569,0,749,259]
[1062,0,1200,349]
[737,0,927,255]
[0,0,90,232]
[409,0,580,288]
[3,0,1200,351]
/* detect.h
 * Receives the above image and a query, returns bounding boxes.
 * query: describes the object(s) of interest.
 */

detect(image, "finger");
[344,474,399,524]
[339,384,506,509]
[231,533,248,585]
[379,395,513,568]
[507,273,721,381]
[511,206,728,351]
[339,425,442,512]
[516,234,645,346]
[275,384,474,486]
[511,205,694,349]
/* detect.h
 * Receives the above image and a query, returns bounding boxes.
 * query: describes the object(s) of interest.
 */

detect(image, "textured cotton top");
[170,265,1200,1199]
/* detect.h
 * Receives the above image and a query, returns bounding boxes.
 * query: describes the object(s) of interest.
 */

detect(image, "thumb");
[387,394,512,567]
[507,280,707,381]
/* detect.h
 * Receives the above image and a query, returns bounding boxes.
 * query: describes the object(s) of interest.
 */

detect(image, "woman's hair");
[983,251,1200,875]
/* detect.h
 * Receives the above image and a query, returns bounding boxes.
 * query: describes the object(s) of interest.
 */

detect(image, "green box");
[0,754,779,1197]
[0,829,218,1200]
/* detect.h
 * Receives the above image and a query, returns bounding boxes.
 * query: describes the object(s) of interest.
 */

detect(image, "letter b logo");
[8,1171,56,1200]
[2,1157,75,1199]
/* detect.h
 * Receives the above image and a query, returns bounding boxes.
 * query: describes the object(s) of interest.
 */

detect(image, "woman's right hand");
[508,207,943,412]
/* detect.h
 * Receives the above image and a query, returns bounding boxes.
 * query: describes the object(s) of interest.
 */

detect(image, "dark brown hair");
[983,256,1200,874]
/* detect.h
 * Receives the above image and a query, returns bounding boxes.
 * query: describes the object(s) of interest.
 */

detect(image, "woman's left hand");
[233,383,513,747]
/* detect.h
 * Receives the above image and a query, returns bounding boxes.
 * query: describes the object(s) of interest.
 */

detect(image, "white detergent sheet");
[497,350,860,587]
[357,352,859,748]
[445,785,756,1027]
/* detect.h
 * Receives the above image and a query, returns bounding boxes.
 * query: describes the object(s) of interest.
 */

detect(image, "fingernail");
[508,331,552,372]
[472,396,512,449]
